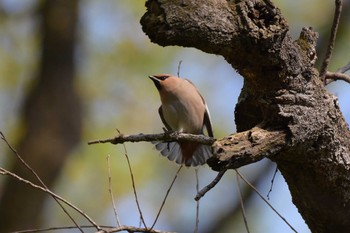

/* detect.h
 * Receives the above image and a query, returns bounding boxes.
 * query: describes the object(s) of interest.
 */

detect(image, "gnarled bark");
[141,1,350,232]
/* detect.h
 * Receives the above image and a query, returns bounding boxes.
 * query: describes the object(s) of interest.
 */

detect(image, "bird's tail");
[152,141,213,167]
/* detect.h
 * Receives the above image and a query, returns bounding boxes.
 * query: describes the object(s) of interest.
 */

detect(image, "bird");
[149,74,214,167]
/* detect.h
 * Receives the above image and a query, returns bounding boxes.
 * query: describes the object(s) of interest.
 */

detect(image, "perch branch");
[88,132,215,145]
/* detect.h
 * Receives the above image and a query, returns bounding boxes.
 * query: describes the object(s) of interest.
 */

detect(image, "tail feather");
[152,141,213,167]
[185,144,212,166]
[153,141,182,164]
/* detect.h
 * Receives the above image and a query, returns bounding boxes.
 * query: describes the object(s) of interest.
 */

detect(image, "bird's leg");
[162,128,182,151]
[162,128,174,151]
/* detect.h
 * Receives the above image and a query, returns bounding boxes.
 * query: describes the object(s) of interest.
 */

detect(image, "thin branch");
[325,71,350,84]
[177,60,183,77]
[267,165,279,200]
[194,169,227,201]
[0,131,87,232]
[336,61,350,73]
[235,170,250,233]
[98,225,177,233]
[120,142,148,229]
[10,225,99,233]
[88,132,215,146]
[194,169,200,233]
[107,155,121,227]
[319,0,343,81]
[10,225,176,233]
[236,170,297,233]
[0,167,100,230]
[150,165,183,230]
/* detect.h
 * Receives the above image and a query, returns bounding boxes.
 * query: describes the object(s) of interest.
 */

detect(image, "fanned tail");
[152,141,213,167]
[186,144,213,167]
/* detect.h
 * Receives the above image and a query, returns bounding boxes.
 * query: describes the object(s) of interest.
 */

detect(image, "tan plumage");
[149,74,213,166]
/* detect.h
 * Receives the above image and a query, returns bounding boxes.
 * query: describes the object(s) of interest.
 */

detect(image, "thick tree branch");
[141,1,350,232]
[208,127,287,171]
[141,0,291,89]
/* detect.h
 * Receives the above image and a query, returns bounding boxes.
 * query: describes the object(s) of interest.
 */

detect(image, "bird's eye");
[159,76,168,80]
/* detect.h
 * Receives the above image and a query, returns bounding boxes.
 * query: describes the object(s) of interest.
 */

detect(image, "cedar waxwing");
[149,74,214,167]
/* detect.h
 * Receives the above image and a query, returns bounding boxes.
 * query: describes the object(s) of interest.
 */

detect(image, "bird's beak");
[149,75,161,90]
[149,75,158,82]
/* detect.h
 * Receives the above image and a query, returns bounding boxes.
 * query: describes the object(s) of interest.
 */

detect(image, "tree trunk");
[141,1,350,232]
[0,0,80,231]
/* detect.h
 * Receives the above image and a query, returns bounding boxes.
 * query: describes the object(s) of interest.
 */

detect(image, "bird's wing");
[203,104,214,137]
[184,79,214,137]
[158,106,172,131]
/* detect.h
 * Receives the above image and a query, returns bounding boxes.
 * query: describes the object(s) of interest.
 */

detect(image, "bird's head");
[149,74,179,91]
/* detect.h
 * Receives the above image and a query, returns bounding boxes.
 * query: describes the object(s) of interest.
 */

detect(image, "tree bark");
[0,0,80,231]
[141,1,350,232]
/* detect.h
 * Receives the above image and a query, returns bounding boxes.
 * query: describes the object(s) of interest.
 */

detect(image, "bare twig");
[194,169,227,201]
[319,0,343,81]
[235,170,250,233]
[10,225,176,233]
[0,167,100,230]
[107,155,121,227]
[88,132,215,146]
[325,61,350,84]
[194,168,200,233]
[150,165,183,230]
[267,165,279,200]
[236,170,297,233]
[336,61,350,73]
[98,225,177,233]
[120,141,148,229]
[177,60,183,77]
[0,131,87,232]
[325,71,350,84]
